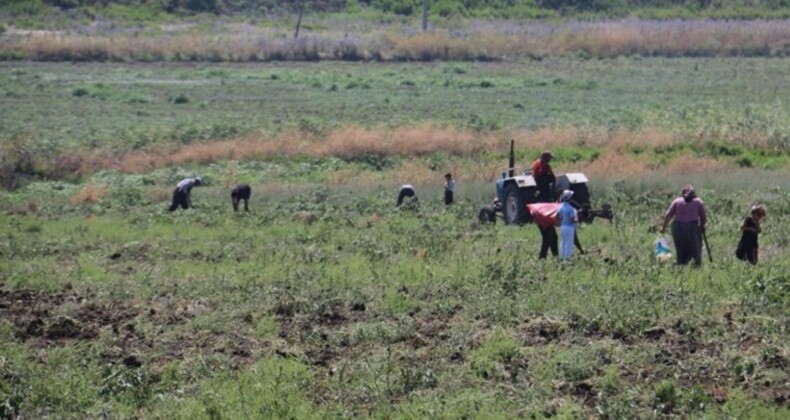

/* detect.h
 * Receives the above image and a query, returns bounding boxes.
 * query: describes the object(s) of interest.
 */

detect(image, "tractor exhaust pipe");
[508,139,515,177]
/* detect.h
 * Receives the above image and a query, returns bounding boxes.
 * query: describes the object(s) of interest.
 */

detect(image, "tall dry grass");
[68,183,107,205]
[4,19,790,62]
[73,125,769,179]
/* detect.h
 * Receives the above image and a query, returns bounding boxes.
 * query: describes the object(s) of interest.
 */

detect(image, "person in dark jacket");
[444,173,456,205]
[168,176,204,212]
[736,205,766,265]
[231,184,251,212]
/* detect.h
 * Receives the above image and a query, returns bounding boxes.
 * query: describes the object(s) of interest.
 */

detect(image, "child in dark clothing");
[736,205,766,264]
[443,173,455,205]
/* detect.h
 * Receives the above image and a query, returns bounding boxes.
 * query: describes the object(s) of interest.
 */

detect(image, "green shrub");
[170,93,189,104]
[654,380,678,411]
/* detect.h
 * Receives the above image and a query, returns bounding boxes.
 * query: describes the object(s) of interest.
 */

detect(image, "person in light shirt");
[168,176,204,212]
[556,190,579,260]
[660,184,707,266]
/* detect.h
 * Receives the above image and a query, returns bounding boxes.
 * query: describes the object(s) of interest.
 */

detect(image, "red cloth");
[527,203,561,229]
[532,159,554,177]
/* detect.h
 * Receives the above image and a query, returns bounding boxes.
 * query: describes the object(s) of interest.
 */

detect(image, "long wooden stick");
[702,230,713,262]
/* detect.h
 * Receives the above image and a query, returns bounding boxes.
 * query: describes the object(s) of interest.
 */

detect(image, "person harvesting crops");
[660,184,707,266]
[168,176,204,212]
[396,184,416,207]
[231,184,251,212]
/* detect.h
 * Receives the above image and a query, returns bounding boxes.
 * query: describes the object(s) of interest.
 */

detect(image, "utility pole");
[295,1,304,39]
[422,0,428,31]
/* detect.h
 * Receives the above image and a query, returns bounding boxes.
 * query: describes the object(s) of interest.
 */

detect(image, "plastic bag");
[654,236,672,262]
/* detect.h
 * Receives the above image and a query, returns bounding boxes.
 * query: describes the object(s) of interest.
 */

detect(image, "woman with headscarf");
[556,189,579,260]
[660,184,707,266]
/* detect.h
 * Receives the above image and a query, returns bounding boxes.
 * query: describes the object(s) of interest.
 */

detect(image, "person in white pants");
[556,190,579,260]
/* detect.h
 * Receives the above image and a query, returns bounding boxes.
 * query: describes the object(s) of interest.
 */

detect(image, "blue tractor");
[479,140,612,225]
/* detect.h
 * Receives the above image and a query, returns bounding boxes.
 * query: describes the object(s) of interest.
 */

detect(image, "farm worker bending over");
[532,150,556,202]
[444,173,456,205]
[556,190,579,260]
[396,184,416,207]
[660,184,707,266]
[231,184,252,212]
[168,176,204,212]
[735,204,766,265]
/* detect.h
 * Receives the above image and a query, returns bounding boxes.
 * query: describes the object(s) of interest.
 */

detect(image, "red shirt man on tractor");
[532,150,556,202]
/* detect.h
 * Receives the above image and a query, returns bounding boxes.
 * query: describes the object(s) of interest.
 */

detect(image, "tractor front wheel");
[503,184,529,225]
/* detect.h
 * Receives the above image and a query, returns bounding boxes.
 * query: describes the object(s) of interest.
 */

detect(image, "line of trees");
[4,0,790,17]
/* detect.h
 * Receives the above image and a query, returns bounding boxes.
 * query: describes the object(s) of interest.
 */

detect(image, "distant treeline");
[3,0,790,19]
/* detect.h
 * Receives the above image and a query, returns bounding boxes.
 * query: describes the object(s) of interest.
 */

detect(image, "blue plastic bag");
[654,236,672,262]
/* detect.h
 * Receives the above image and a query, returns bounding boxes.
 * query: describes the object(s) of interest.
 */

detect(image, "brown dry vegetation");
[81,126,734,177]
[68,183,107,205]
[1,124,785,189]
[3,20,790,62]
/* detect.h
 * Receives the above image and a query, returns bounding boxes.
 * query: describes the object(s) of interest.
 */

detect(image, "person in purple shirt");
[660,184,707,266]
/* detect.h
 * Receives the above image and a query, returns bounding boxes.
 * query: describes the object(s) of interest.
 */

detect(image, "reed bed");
[3,19,790,62]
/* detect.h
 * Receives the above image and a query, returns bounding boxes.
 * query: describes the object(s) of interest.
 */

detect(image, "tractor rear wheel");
[569,182,591,208]
[503,184,530,225]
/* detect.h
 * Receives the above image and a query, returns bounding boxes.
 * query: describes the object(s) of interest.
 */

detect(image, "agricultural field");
[1,55,790,418]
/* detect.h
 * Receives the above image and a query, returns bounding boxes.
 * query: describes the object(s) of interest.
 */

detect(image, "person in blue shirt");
[556,190,579,260]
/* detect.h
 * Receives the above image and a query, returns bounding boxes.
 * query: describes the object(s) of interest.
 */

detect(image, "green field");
[3,58,790,150]
[2,58,790,188]
[1,56,789,418]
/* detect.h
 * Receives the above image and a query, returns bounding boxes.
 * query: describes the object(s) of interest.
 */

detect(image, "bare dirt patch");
[1,288,135,344]
[0,287,264,369]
